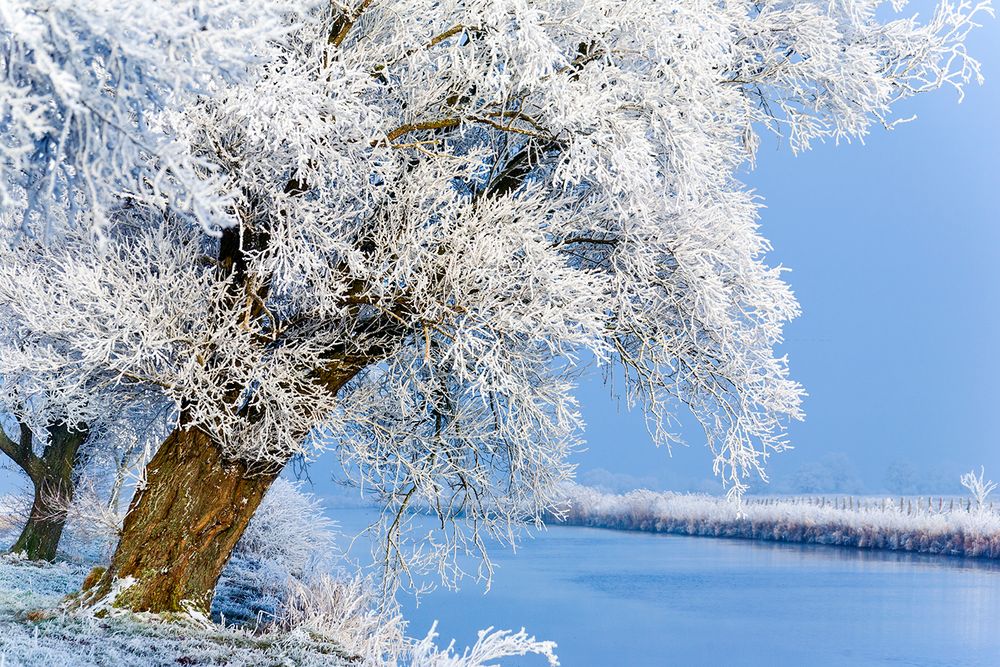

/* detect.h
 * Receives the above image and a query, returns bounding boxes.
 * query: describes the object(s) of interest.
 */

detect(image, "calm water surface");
[333,509,1000,666]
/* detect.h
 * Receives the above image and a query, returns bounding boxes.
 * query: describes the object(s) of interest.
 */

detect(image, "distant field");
[0,495,17,533]
[553,485,1000,559]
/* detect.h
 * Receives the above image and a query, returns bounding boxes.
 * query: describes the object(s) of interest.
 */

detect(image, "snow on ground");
[0,556,360,667]
[555,484,1000,558]
[0,556,559,667]
[0,483,559,667]
[0,487,360,666]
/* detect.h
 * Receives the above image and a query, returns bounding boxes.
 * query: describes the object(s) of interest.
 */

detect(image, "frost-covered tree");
[0,233,171,560]
[0,354,166,561]
[960,467,997,512]
[0,0,303,237]
[0,0,989,614]
[0,414,89,561]
[0,397,170,563]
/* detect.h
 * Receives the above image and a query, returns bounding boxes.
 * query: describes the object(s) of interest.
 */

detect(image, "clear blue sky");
[574,14,1000,495]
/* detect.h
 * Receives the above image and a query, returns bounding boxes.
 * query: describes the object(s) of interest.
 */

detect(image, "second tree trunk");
[8,421,89,562]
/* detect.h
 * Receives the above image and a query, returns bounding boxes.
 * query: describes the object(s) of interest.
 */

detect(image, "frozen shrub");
[56,481,128,563]
[276,573,406,666]
[213,478,337,627]
[960,467,997,513]
[406,622,559,667]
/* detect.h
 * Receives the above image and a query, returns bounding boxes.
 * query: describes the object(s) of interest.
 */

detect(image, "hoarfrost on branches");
[407,622,559,667]
[960,466,997,513]
[0,0,991,589]
[0,0,311,237]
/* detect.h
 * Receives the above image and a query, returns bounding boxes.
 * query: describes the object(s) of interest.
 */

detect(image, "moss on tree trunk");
[11,481,72,562]
[3,421,89,562]
[86,426,282,614]
[85,344,371,614]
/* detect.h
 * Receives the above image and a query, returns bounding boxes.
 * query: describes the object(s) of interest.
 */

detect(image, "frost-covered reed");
[553,484,1000,558]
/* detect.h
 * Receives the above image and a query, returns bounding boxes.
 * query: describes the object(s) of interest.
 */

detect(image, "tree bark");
[4,421,89,562]
[11,480,73,561]
[85,353,374,614]
[86,426,283,614]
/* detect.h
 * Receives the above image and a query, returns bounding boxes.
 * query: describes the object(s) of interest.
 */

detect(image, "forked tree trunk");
[86,426,283,614]
[5,421,89,562]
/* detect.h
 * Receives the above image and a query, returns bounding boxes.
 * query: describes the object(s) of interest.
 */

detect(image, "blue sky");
[573,13,1000,495]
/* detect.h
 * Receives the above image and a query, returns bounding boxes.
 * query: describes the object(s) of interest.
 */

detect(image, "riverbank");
[553,484,1000,558]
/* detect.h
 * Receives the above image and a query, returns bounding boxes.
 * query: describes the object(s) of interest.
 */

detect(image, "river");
[333,509,1000,666]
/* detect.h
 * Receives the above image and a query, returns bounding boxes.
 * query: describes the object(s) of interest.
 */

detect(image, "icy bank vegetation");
[0,484,557,667]
[0,554,365,667]
[555,482,1000,558]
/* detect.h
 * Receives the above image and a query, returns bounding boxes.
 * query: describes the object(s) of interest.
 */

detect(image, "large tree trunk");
[85,426,283,614]
[5,421,89,562]
[85,357,368,615]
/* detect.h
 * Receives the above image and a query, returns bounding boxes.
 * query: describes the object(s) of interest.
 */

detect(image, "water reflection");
[721,536,1000,572]
[333,509,1000,667]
